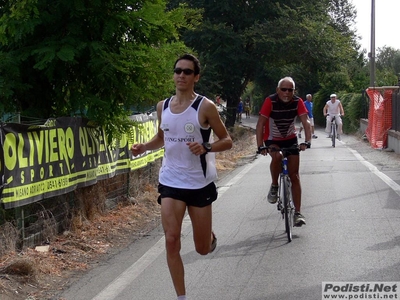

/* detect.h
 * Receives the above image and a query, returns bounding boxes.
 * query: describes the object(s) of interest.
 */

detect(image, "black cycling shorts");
[157,182,218,207]
[264,137,299,156]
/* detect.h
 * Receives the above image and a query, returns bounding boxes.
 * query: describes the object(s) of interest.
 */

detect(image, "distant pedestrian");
[244,98,251,118]
[237,98,244,123]
[298,94,317,139]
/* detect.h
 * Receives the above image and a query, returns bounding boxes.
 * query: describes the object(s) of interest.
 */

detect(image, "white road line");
[92,237,165,300]
[349,148,400,196]
[91,160,257,300]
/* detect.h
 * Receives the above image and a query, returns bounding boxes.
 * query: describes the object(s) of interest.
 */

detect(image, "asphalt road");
[57,116,400,300]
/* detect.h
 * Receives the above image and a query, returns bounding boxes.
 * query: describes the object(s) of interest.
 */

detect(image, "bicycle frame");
[330,116,336,148]
[258,146,296,242]
[276,150,295,242]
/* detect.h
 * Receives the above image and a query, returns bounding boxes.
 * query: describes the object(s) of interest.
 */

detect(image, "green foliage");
[312,90,330,126]
[167,0,360,127]
[340,93,366,133]
[346,50,370,92]
[372,46,400,86]
[376,46,400,74]
[375,69,399,87]
[328,0,357,38]
[0,0,198,139]
[319,68,353,94]
[2,0,390,136]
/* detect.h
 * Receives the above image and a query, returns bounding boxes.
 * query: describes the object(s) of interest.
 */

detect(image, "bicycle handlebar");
[257,143,310,155]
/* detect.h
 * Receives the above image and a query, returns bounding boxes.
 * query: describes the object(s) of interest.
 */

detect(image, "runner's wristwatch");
[202,142,212,153]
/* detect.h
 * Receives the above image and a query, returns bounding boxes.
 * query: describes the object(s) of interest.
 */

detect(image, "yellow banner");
[0,114,162,209]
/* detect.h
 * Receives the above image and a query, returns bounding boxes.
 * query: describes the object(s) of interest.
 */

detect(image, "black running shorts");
[157,182,218,207]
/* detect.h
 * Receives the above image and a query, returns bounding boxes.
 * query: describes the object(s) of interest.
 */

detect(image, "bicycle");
[257,144,302,242]
[327,114,341,147]
[330,115,336,147]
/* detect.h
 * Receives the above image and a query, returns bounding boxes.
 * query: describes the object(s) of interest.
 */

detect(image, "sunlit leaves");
[0,0,198,140]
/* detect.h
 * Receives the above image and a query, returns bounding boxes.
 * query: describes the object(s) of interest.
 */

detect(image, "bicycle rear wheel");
[282,177,293,242]
[331,122,336,148]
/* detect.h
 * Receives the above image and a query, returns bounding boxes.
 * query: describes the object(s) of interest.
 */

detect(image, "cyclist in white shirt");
[323,94,345,140]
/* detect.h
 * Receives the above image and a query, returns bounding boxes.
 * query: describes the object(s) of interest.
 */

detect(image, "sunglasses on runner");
[280,88,294,92]
[174,68,195,75]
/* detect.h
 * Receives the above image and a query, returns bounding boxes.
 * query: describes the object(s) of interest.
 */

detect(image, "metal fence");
[392,90,400,132]
[1,113,48,125]
[361,90,369,119]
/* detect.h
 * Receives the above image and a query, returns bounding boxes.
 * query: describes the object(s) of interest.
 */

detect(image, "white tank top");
[326,100,341,115]
[159,95,217,189]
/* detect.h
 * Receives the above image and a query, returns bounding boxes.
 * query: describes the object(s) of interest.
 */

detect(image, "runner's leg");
[161,198,187,297]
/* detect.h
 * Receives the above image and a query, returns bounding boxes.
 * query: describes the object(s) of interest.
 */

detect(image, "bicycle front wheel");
[282,177,293,242]
[331,123,336,147]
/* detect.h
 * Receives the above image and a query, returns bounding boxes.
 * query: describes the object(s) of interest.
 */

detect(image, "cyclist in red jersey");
[256,77,311,227]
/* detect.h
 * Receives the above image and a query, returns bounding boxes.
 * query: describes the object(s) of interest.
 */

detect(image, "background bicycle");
[327,114,342,147]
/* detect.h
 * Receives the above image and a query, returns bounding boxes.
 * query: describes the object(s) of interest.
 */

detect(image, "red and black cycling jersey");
[259,93,308,141]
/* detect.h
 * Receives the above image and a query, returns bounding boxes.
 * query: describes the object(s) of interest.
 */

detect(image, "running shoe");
[267,184,279,204]
[294,212,306,227]
[209,232,217,253]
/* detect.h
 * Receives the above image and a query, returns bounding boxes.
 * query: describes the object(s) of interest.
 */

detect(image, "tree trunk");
[225,106,237,128]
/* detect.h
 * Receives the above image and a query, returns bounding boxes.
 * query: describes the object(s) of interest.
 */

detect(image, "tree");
[268,0,360,97]
[374,46,400,86]
[0,0,199,138]
[168,0,359,127]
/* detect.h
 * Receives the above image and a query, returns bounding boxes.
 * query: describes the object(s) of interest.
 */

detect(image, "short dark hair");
[174,54,201,75]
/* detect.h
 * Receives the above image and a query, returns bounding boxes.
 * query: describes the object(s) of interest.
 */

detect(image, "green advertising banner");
[0,115,163,209]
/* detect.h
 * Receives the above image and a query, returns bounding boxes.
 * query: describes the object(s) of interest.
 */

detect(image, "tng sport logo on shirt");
[162,122,197,143]
[165,137,195,143]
